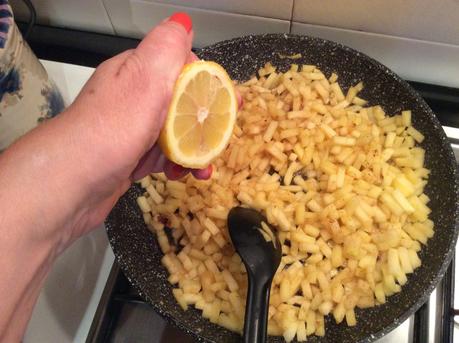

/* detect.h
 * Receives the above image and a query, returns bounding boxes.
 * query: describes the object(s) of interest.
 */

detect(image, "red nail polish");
[169,12,192,33]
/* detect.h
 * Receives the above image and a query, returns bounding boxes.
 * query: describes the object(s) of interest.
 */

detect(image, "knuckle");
[119,51,151,88]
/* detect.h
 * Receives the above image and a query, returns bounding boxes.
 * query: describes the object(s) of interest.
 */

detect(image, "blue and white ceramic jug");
[0,1,64,150]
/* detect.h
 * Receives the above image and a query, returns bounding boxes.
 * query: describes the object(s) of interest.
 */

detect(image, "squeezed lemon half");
[159,61,237,169]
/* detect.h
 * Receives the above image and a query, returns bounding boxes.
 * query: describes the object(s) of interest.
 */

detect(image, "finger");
[131,143,212,181]
[163,161,191,180]
[191,165,213,180]
[132,144,195,181]
[237,89,243,109]
[168,12,192,33]
[130,145,166,181]
[118,12,195,155]
[186,51,199,64]
[135,12,193,93]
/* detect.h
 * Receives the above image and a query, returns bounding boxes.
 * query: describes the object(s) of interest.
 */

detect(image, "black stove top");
[87,263,196,343]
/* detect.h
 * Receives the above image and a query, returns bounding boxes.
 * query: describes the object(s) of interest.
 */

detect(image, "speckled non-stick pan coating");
[106,34,459,342]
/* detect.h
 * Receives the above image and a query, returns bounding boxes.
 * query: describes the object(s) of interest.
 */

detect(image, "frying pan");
[105,34,459,342]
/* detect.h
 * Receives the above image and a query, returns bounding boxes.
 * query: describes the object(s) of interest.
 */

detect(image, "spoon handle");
[243,276,271,343]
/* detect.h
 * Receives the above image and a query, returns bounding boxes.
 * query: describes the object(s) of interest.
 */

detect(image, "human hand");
[59,13,213,241]
[0,14,228,339]
[1,12,241,248]
[75,13,211,178]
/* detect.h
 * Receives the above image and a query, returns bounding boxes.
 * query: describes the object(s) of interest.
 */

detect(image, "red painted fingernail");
[168,12,192,33]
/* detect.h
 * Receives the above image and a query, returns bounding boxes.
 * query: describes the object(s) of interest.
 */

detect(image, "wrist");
[0,109,98,249]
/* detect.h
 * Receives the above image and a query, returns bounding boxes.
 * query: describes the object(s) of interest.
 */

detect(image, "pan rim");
[107,33,459,343]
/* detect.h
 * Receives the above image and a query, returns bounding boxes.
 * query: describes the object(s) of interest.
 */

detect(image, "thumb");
[105,12,194,150]
[135,12,193,93]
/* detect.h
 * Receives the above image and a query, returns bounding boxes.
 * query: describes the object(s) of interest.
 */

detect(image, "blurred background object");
[0,0,63,150]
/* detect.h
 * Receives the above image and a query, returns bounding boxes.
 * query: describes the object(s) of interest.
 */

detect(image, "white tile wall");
[101,0,137,37]
[291,22,459,88]
[7,0,459,86]
[292,0,459,46]
[140,0,293,20]
[9,0,114,34]
[103,0,290,47]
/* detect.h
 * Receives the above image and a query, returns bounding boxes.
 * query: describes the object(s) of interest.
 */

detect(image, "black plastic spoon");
[227,207,282,343]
